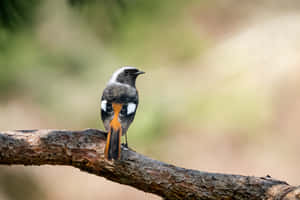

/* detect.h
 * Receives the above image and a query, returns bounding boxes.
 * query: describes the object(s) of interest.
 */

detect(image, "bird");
[101,66,145,160]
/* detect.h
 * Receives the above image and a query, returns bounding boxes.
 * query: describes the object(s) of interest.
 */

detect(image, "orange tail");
[104,128,122,160]
[105,103,123,160]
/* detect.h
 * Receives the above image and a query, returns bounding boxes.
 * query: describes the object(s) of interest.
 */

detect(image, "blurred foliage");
[0,0,39,30]
[68,0,203,65]
[0,0,204,99]
[71,0,180,40]
[130,104,167,146]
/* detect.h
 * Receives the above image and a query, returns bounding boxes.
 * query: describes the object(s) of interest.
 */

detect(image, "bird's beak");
[135,71,145,75]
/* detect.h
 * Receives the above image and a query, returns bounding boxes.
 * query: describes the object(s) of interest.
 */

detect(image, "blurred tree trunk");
[0,129,299,200]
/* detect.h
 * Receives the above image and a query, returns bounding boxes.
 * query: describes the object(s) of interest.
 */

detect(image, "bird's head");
[109,66,145,87]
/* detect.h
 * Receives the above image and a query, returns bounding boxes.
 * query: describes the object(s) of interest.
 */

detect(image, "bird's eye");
[120,104,127,116]
[106,103,113,113]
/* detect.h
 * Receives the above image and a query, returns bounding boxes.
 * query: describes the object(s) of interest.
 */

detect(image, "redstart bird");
[101,66,145,160]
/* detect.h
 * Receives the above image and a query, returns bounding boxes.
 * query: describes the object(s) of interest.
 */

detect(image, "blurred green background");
[1,0,300,199]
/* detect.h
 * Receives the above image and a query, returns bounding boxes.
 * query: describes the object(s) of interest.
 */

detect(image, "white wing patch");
[127,103,136,115]
[101,100,107,111]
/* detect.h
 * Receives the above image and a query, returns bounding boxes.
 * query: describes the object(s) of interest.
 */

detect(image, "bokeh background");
[1,0,300,199]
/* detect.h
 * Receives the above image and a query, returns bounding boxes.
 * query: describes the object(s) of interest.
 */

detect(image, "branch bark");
[0,129,299,200]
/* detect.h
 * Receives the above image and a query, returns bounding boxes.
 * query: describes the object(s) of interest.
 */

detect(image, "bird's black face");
[116,68,145,87]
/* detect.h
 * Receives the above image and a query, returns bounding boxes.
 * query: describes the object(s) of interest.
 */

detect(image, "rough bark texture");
[0,129,299,200]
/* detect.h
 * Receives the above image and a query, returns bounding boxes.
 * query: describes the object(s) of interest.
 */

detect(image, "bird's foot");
[122,143,128,148]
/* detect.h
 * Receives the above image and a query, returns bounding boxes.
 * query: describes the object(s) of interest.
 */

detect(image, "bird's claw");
[122,143,128,148]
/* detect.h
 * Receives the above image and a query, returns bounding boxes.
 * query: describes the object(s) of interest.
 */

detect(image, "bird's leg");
[124,133,128,148]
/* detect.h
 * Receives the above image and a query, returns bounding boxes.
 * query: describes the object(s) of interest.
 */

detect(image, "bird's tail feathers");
[104,128,122,160]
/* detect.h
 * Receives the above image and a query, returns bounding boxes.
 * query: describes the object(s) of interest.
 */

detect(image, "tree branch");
[0,129,299,200]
